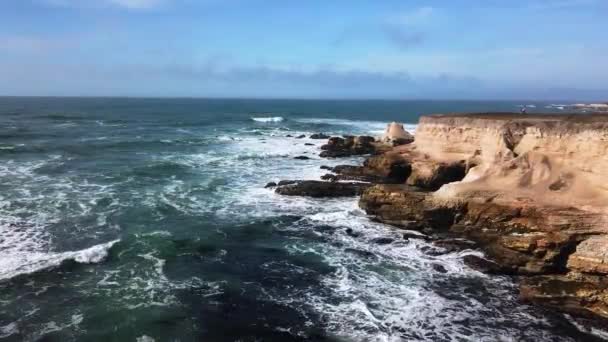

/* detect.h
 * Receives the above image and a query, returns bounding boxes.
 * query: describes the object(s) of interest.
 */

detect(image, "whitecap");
[251,116,285,123]
[0,239,119,280]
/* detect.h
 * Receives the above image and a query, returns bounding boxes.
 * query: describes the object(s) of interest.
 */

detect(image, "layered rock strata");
[359,113,608,319]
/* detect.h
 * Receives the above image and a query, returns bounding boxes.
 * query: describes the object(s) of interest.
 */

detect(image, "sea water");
[0,98,596,341]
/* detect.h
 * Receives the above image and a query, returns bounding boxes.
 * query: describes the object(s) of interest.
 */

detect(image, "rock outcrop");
[322,153,412,184]
[382,122,415,146]
[275,180,371,197]
[319,135,379,158]
[359,113,608,319]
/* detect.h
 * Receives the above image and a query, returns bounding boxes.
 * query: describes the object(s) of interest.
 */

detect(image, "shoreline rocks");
[319,135,379,158]
[272,112,608,322]
[274,180,371,197]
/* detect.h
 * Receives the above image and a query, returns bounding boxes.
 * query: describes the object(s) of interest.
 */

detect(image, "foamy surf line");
[251,116,284,123]
[294,118,417,135]
[0,239,119,281]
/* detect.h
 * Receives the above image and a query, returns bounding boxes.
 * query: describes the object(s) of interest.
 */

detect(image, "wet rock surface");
[274,180,371,197]
[323,154,412,184]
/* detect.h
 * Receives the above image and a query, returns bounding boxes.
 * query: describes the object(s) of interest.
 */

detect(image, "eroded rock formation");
[382,122,415,146]
[359,113,608,319]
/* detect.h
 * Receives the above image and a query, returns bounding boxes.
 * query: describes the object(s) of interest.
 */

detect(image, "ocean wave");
[0,240,119,281]
[251,116,284,123]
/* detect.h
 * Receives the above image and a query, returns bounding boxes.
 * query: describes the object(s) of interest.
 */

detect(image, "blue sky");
[0,0,606,99]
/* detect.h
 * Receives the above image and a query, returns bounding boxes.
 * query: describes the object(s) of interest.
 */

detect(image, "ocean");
[0,97,592,341]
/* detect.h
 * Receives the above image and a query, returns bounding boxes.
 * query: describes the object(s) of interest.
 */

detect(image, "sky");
[0,0,606,100]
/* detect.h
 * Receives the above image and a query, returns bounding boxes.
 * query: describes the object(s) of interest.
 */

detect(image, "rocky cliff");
[359,113,608,319]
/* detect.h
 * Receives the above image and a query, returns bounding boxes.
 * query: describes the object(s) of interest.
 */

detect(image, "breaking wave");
[252,116,285,123]
[0,240,119,281]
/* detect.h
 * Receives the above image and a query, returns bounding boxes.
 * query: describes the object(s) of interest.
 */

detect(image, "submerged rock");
[432,264,448,273]
[345,228,360,237]
[294,156,310,160]
[264,182,277,188]
[371,237,394,245]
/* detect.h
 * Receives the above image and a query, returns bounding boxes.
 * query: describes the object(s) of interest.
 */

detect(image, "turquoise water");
[0,98,592,341]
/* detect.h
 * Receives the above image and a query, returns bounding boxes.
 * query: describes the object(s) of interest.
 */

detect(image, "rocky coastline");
[270,113,608,328]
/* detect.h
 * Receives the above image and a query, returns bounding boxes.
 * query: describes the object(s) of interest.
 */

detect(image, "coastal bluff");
[359,113,608,319]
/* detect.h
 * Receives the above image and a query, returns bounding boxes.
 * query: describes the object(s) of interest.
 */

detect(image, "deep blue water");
[0,97,594,341]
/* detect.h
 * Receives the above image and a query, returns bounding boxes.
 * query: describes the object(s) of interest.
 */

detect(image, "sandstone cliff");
[359,113,608,319]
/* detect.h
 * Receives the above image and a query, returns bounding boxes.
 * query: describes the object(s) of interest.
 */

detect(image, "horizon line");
[0,95,605,103]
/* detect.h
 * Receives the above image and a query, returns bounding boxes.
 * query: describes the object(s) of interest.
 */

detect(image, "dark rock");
[319,135,377,158]
[296,134,306,139]
[432,264,448,273]
[371,237,394,245]
[275,180,371,197]
[304,143,315,146]
[463,255,509,274]
[434,239,477,253]
[345,248,376,259]
[345,228,360,238]
[277,180,298,186]
[310,133,330,139]
[294,156,310,160]
[323,154,411,184]
[286,134,293,137]
[320,174,338,182]
[264,182,277,188]
[320,165,333,171]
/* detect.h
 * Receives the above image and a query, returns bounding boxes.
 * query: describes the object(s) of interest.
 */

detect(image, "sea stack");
[382,122,414,146]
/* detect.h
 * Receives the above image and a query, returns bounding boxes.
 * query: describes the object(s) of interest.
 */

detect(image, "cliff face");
[359,113,608,319]
[411,114,608,212]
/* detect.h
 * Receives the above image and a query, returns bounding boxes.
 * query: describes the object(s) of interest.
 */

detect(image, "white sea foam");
[252,116,285,123]
[294,117,417,136]
[0,156,122,282]
[0,240,119,280]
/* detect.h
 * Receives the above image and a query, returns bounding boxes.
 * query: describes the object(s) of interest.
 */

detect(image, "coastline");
[272,112,608,335]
